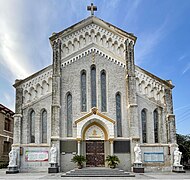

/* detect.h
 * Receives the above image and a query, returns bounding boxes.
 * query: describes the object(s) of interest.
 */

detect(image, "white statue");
[8,147,17,167]
[134,144,142,163]
[50,144,57,163]
[173,147,182,166]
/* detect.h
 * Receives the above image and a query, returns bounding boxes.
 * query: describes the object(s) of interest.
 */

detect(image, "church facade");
[13,15,177,172]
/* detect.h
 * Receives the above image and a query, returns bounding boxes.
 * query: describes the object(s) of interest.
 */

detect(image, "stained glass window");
[91,65,96,107]
[41,110,47,143]
[67,93,72,137]
[116,92,122,137]
[154,109,159,143]
[101,70,107,112]
[30,110,35,143]
[141,109,147,143]
[81,70,87,112]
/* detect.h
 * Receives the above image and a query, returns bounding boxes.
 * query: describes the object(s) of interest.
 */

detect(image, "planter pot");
[78,164,83,169]
[110,165,116,169]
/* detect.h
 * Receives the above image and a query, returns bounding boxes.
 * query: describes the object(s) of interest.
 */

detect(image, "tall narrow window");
[91,65,96,107]
[101,70,107,112]
[41,109,47,143]
[116,92,122,137]
[154,109,159,143]
[67,93,72,137]
[141,109,147,143]
[81,70,87,112]
[30,110,35,143]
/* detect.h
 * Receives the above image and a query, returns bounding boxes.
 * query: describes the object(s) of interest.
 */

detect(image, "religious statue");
[173,147,182,166]
[134,144,142,163]
[8,147,17,167]
[50,144,57,164]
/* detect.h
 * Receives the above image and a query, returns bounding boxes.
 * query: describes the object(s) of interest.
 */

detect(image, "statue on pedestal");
[6,147,19,174]
[134,144,142,163]
[50,144,57,164]
[48,144,59,173]
[173,147,182,166]
[8,147,17,167]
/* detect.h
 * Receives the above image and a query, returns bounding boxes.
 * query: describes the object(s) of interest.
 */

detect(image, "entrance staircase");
[61,167,135,177]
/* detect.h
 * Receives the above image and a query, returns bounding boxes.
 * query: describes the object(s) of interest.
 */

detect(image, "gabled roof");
[74,107,115,125]
[49,16,137,45]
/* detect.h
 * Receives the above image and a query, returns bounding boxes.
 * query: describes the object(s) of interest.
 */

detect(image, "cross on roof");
[87,3,97,16]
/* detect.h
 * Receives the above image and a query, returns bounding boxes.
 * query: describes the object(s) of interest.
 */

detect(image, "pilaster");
[167,114,176,143]
[51,39,62,167]
[125,40,139,138]
[51,39,61,138]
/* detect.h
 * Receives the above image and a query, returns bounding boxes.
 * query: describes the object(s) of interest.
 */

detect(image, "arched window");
[81,70,87,112]
[41,109,47,143]
[91,65,96,107]
[30,110,35,143]
[101,70,107,112]
[141,109,147,143]
[67,93,72,137]
[116,92,122,137]
[154,109,159,143]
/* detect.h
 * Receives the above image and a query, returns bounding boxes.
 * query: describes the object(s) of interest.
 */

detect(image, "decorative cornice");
[61,46,126,69]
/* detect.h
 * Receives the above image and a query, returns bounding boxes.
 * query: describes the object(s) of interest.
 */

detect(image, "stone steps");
[61,167,135,177]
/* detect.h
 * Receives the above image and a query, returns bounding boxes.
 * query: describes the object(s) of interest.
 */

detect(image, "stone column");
[51,39,62,170]
[167,114,176,144]
[109,140,113,155]
[77,140,81,155]
[13,114,22,145]
[158,107,167,143]
[125,40,139,138]
[12,83,23,171]
[165,85,176,144]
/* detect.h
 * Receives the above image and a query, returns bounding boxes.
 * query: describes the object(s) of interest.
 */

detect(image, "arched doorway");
[83,122,108,167]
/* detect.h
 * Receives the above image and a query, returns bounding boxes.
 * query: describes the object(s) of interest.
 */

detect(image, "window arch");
[67,93,72,137]
[141,109,147,143]
[41,109,47,143]
[30,110,35,143]
[91,65,96,107]
[154,109,159,143]
[101,70,107,112]
[116,92,122,137]
[81,70,87,112]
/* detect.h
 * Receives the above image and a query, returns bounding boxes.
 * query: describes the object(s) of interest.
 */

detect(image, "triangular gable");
[74,107,115,125]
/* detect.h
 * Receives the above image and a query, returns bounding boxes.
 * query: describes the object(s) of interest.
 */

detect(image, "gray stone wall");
[20,146,49,172]
[140,145,172,172]
[60,52,129,139]
[137,95,167,144]
[21,95,52,145]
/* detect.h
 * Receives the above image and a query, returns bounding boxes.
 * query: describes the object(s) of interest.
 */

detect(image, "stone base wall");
[140,144,173,172]
[19,146,49,172]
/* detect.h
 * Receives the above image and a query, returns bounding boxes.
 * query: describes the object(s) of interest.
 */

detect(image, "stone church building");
[13,11,177,172]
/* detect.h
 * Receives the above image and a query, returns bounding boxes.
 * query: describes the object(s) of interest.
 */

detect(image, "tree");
[176,133,190,166]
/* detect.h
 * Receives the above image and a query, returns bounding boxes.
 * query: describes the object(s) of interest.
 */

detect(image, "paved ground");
[0,169,190,180]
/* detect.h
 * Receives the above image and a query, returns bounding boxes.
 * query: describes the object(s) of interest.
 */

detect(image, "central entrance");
[86,140,104,167]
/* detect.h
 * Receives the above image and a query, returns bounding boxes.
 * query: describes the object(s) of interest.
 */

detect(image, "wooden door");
[86,140,104,167]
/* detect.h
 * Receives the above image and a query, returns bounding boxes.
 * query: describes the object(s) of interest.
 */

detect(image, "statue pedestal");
[6,165,19,174]
[48,163,59,173]
[133,162,144,173]
[172,165,185,173]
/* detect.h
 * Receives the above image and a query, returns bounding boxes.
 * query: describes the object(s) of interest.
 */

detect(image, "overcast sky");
[0,0,190,135]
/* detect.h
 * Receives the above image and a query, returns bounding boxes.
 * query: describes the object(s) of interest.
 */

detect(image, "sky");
[0,0,189,135]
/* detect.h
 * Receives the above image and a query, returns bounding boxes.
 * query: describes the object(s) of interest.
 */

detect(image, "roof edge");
[49,16,137,45]
[136,65,174,89]
[13,65,52,88]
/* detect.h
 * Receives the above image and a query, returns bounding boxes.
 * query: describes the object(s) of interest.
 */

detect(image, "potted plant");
[106,155,120,169]
[71,155,87,169]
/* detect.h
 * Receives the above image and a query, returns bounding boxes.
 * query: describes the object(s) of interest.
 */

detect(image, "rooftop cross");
[87,3,97,16]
